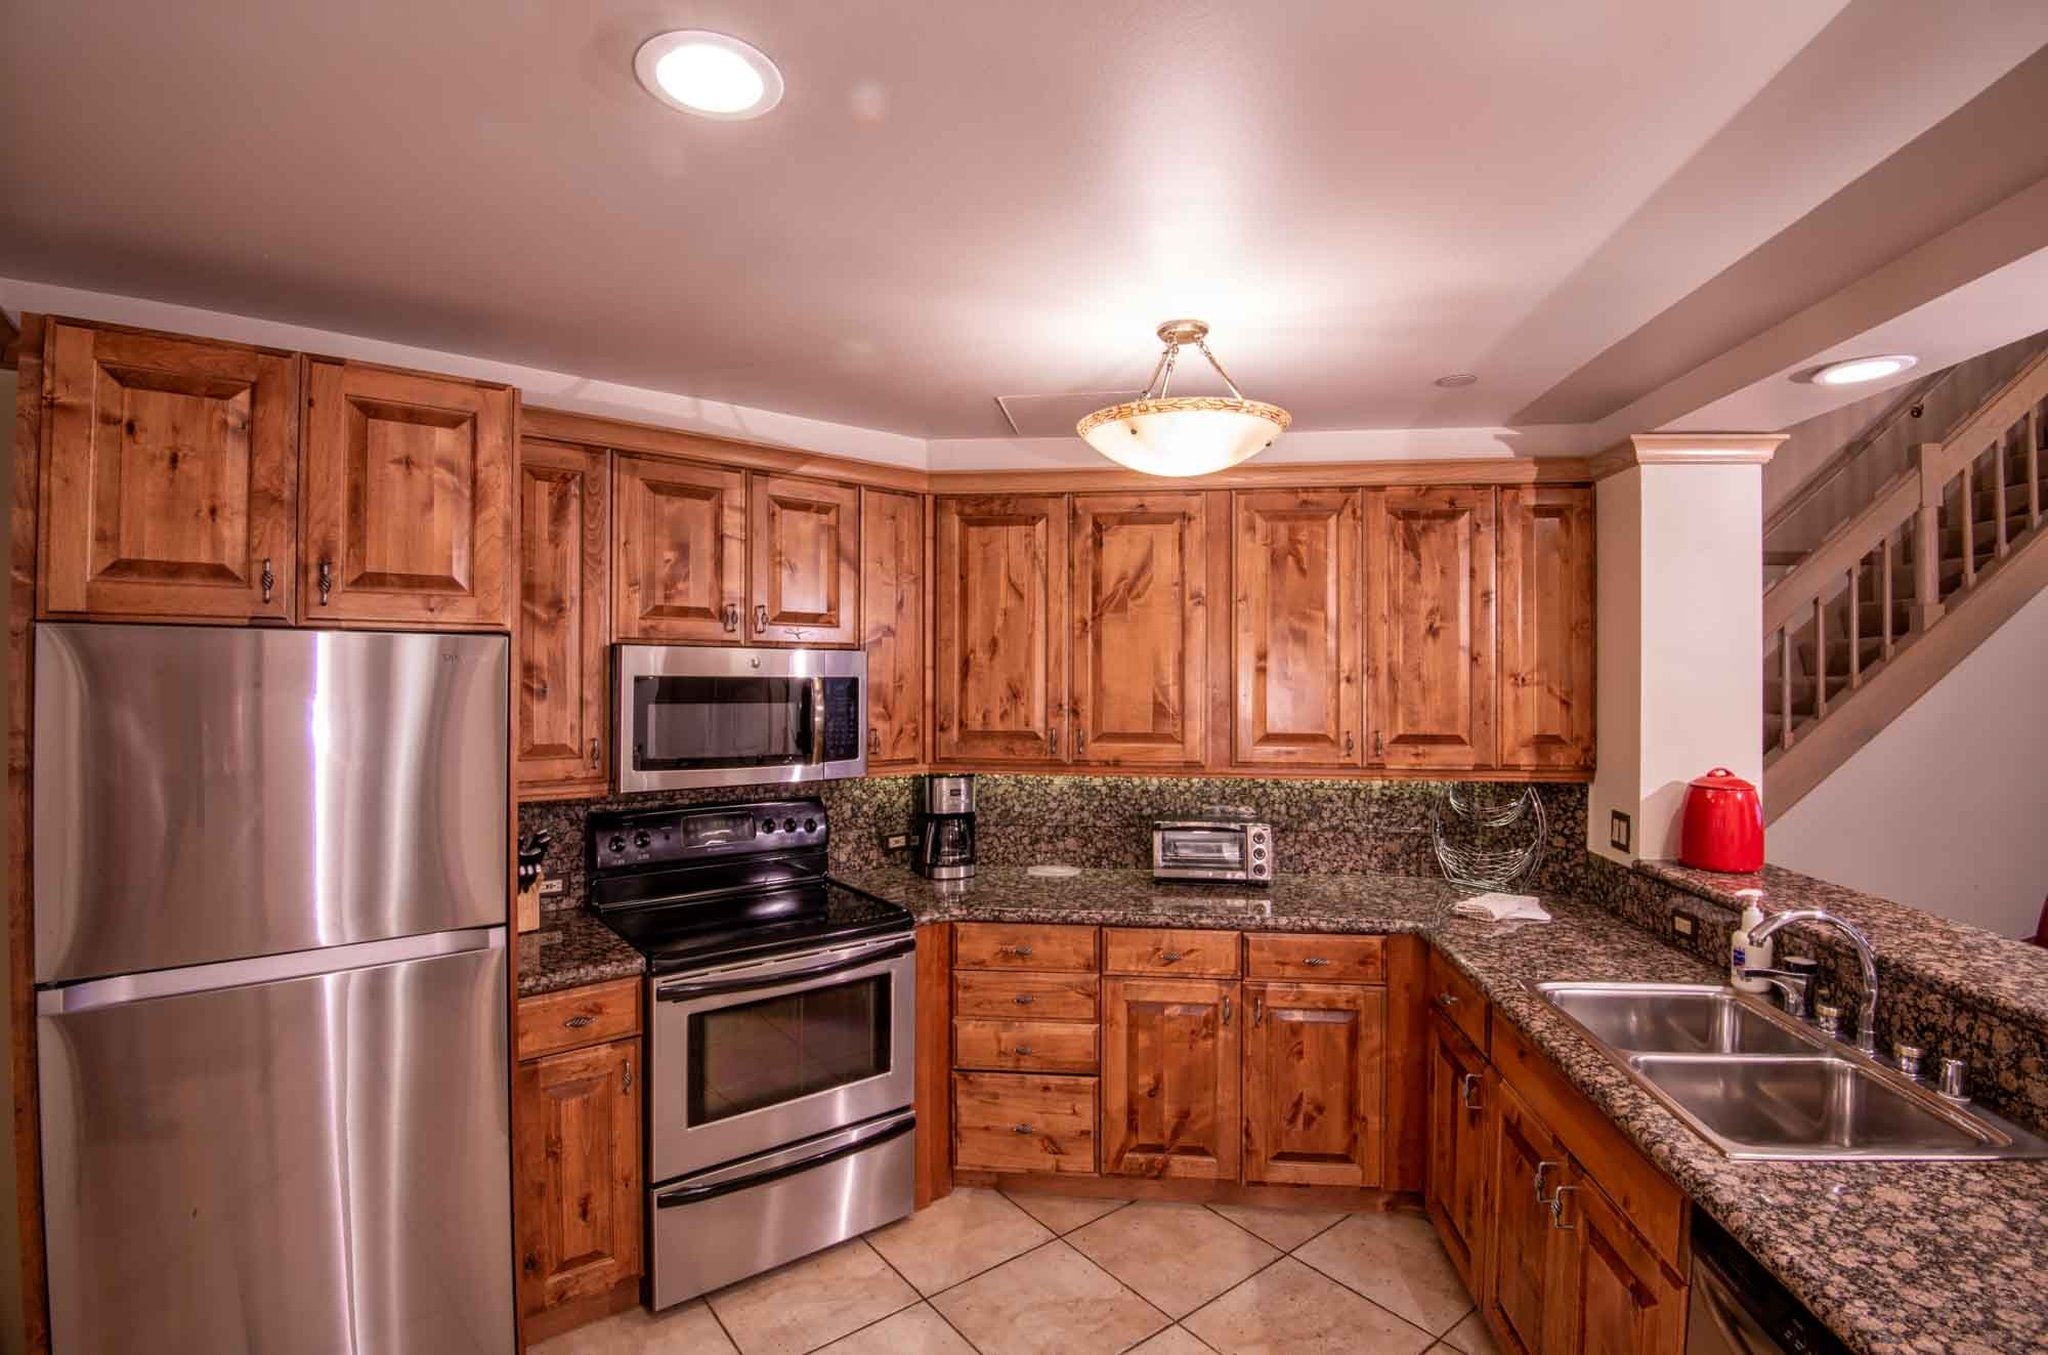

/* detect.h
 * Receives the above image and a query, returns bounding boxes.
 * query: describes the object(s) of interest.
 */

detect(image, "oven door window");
[634,676,815,770]
[1161,830,1246,870]
[687,975,891,1124]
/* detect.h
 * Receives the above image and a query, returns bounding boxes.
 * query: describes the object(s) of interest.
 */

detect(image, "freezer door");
[34,623,508,983]
[37,931,513,1355]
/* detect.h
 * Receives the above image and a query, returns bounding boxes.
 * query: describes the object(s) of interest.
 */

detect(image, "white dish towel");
[1451,892,1553,923]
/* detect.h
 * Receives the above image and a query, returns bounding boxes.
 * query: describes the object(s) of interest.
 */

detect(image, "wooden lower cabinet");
[1546,1163,1687,1355]
[514,1036,642,1321]
[1426,1010,1493,1292]
[1484,1077,1569,1355]
[1242,981,1385,1187]
[954,1072,1099,1174]
[1102,975,1240,1180]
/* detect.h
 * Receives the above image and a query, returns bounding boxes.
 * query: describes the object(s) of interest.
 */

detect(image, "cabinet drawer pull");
[621,1059,633,1094]
[1013,993,1035,1006]
[1013,1044,1035,1056]
[1533,1160,1557,1202]
[1344,730,1354,757]
[1010,1123,1035,1135]
[1374,731,1385,759]
[536,679,549,699]
[1301,956,1331,968]
[1075,729,1086,755]
[1221,995,1233,1027]
[1160,950,1183,964]
[260,557,274,604]
[563,1014,596,1030]
[722,603,740,633]
[1253,994,1265,1027]
[754,604,769,634]
[1005,944,1034,959]
[1459,1072,1483,1110]
[869,727,881,755]
[1437,991,1460,1007]
[317,559,333,606]
[1547,1184,1579,1231]
[589,737,600,767]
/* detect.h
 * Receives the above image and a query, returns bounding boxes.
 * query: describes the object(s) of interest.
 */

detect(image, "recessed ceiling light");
[634,31,784,120]
[1434,373,1479,389]
[1811,354,1917,386]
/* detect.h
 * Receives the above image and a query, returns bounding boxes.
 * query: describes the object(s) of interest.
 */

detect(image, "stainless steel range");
[586,798,917,1308]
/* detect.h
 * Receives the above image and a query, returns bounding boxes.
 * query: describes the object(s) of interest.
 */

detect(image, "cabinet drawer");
[1246,934,1385,983]
[955,970,1099,1022]
[954,923,1098,972]
[1102,927,1239,977]
[954,1019,1099,1074]
[1427,948,1487,1051]
[518,977,641,1061]
[953,1073,1098,1175]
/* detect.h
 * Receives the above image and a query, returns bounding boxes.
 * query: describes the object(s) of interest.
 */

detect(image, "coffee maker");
[916,774,977,880]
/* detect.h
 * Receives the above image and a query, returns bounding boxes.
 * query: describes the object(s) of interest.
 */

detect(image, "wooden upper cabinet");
[613,454,746,642]
[517,440,610,797]
[1071,493,1208,765]
[514,1038,642,1318]
[1547,1163,1687,1355]
[300,360,513,627]
[1102,975,1240,1181]
[1368,486,1497,770]
[1243,981,1385,1188]
[933,496,1068,762]
[749,474,859,645]
[1485,1077,1568,1355]
[1499,486,1595,771]
[1232,489,1363,767]
[39,322,298,622]
[861,488,924,766]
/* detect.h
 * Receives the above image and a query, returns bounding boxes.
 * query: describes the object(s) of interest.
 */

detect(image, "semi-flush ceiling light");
[634,31,784,120]
[1812,354,1918,386]
[1076,321,1291,477]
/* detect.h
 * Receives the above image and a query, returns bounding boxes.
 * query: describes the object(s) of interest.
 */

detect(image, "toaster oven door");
[1155,828,1249,875]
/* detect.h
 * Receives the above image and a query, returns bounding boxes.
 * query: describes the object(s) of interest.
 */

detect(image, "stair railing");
[1763,346,2048,755]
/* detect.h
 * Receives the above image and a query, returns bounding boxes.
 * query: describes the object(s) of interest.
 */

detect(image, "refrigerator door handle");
[37,927,506,1015]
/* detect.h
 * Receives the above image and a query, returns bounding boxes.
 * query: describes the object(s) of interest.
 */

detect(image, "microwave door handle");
[810,676,827,765]
[656,935,916,1003]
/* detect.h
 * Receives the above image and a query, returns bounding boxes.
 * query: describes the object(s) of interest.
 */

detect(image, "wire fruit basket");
[1432,784,1547,890]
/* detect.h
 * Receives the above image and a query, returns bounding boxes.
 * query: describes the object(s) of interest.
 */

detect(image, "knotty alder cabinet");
[517,439,611,796]
[932,484,1594,775]
[35,321,515,629]
[861,488,925,766]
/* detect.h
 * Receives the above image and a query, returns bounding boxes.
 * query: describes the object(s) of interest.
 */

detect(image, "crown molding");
[1590,433,1786,479]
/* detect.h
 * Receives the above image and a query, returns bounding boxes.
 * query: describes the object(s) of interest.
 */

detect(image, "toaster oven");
[1152,817,1273,883]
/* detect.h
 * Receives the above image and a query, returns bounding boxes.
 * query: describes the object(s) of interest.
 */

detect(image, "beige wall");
[0,366,23,1355]
[1771,586,2048,939]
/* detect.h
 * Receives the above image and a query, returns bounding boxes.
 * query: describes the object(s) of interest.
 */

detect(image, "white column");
[1589,434,1782,863]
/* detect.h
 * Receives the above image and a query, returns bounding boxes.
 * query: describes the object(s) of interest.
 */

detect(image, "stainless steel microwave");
[616,645,867,792]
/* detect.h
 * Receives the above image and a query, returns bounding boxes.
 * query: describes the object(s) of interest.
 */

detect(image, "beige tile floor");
[534,1188,1502,1355]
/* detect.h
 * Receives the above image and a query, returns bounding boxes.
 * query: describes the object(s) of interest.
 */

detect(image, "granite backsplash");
[519,774,1588,912]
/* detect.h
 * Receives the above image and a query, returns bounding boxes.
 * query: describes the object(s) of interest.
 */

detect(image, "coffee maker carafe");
[916,774,976,880]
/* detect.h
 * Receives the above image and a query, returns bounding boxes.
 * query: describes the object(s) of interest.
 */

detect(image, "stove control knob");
[607,835,625,854]
[633,831,651,850]
[761,818,777,833]
[784,818,797,832]
[804,818,817,833]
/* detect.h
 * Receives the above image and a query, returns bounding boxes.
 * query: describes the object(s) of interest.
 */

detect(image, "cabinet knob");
[1221,995,1233,1027]
[1010,1123,1035,1136]
[621,1058,633,1095]
[754,604,769,634]
[1459,1072,1483,1110]
[1252,994,1265,1027]
[1436,991,1460,1007]
[317,560,333,606]
[1006,944,1034,959]
[722,603,740,633]
[1344,731,1354,757]
[869,727,880,756]
[589,737,600,767]
[260,557,274,604]
[1076,729,1087,755]
[536,679,549,699]
[1013,1044,1035,1056]
[1373,731,1385,759]
[1013,994,1035,1006]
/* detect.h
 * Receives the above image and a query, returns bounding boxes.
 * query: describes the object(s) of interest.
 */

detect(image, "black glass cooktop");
[592,878,913,974]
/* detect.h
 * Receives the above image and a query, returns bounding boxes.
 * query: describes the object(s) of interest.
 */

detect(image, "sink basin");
[1629,1055,1994,1159]
[1531,981,2048,1160]
[1537,983,1818,1056]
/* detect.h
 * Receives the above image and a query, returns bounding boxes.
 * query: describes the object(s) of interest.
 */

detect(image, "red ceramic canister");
[1679,768,1764,873]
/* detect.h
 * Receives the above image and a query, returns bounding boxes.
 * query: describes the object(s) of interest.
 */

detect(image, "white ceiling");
[4,1,2046,443]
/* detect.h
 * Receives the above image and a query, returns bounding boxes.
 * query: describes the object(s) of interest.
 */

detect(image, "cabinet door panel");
[1072,493,1207,764]
[1484,1078,1568,1355]
[301,361,513,627]
[861,488,924,765]
[1232,489,1363,766]
[614,455,746,642]
[40,323,297,621]
[1499,486,1595,770]
[1368,487,1496,769]
[1426,1013,1492,1293]
[1547,1166,1687,1355]
[1243,981,1384,1187]
[515,1038,641,1316]
[517,440,610,796]
[1102,976,1239,1180]
[933,496,1067,761]
[750,474,858,644]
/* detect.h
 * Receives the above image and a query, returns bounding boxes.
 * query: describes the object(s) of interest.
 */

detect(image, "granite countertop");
[517,907,644,997]
[518,863,2048,1354]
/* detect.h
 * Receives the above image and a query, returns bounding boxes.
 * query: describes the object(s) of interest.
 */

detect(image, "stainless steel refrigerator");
[32,623,514,1354]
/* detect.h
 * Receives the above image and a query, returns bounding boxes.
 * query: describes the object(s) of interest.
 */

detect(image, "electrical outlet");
[538,878,565,896]
[1671,912,1696,941]
[883,833,911,851]
[1609,810,1632,853]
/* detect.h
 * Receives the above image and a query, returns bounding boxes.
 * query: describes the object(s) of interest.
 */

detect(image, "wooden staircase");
[1763,347,2048,818]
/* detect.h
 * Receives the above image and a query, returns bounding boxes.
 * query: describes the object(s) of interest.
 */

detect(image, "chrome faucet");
[1740,956,1818,1018]
[1745,909,1880,1055]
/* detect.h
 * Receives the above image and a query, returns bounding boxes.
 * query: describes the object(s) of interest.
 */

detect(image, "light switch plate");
[1671,912,1696,941]
[1609,810,1632,853]
[883,833,911,851]
[538,878,565,896]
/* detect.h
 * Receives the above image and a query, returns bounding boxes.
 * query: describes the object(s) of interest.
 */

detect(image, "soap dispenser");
[1729,901,1773,993]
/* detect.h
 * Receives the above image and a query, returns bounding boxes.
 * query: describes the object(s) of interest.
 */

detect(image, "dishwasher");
[1687,1212,1852,1355]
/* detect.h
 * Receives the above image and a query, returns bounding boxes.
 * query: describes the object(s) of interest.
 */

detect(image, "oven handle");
[655,935,916,1003]
[654,1109,915,1209]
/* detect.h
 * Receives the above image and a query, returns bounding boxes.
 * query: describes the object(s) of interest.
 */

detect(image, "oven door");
[616,645,866,793]
[650,932,915,1182]
[1154,827,1249,877]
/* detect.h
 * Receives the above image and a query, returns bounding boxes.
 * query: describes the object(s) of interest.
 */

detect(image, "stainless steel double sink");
[1533,982,2048,1161]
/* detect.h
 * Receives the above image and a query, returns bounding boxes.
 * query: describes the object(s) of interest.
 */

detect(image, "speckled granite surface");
[516,907,643,997]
